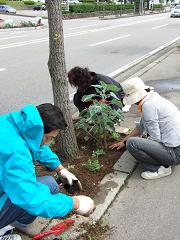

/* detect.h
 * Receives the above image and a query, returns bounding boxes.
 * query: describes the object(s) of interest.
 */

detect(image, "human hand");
[73,196,95,217]
[58,168,82,190]
[110,141,125,150]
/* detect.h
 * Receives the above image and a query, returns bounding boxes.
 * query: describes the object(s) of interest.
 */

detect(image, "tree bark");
[46,0,79,159]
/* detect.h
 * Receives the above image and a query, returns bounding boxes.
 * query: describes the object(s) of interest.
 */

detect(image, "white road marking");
[10,31,28,34]
[0,38,48,50]
[0,35,28,41]
[152,24,168,29]
[0,68,6,72]
[89,34,131,47]
[108,36,180,78]
[69,24,98,30]
[0,16,167,49]
[65,17,166,37]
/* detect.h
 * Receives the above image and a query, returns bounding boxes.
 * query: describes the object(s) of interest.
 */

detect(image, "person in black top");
[68,66,125,112]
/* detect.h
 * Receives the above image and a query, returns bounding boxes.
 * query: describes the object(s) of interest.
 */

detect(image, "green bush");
[85,159,102,173]
[92,149,106,158]
[24,0,35,5]
[75,81,123,148]
[5,23,13,28]
[6,1,25,9]
[20,20,35,27]
[69,3,134,13]
[0,0,7,5]
[153,3,163,8]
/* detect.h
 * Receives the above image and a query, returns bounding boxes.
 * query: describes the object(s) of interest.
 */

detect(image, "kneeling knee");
[46,176,59,195]
[126,137,138,151]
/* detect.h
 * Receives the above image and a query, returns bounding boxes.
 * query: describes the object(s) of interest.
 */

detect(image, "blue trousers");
[0,176,59,229]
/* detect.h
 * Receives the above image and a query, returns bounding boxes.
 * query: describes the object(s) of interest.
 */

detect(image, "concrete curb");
[110,37,180,82]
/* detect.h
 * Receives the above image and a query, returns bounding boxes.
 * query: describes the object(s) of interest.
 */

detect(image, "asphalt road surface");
[0,12,179,113]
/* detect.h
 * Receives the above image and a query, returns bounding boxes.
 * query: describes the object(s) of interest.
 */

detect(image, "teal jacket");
[0,105,73,218]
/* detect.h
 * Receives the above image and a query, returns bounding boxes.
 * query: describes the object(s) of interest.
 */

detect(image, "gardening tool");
[33,219,75,240]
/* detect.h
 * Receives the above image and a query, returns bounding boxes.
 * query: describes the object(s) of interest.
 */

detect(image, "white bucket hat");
[121,77,153,105]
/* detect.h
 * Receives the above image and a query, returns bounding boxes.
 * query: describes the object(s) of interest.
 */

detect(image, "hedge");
[0,0,7,5]
[23,0,35,5]
[6,1,25,8]
[69,3,134,13]
[153,3,163,8]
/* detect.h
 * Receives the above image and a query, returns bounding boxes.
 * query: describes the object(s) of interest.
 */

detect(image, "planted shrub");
[85,159,102,173]
[112,131,120,141]
[20,20,36,27]
[92,149,106,158]
[5,23,13,28]
[76,81,123,148]
[24,1,35,5]
[69,3,134,13]
[153,4,163,8]
[0,0,6,5]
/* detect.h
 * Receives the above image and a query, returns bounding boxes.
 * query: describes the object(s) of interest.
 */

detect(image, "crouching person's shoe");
[0,226,21,240]
[0,234,21,240]
[141,166,172,180]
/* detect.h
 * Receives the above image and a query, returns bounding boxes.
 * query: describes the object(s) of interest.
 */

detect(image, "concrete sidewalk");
[104,46,180,240]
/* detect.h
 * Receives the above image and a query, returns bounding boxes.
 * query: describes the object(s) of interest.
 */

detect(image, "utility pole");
[139,0,144,14]
[66,0,69,12]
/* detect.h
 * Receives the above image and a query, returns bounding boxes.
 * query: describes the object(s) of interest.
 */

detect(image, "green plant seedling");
[112,131,120,141]
[92,148,106,158]
[85,159,102,173]
[75,82,124,148]
[81,145,87,150]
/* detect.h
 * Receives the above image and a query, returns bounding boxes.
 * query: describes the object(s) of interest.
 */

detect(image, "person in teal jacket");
[0,103,95,240]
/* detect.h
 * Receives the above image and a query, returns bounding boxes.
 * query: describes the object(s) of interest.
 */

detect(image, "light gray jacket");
[137,92,180,147]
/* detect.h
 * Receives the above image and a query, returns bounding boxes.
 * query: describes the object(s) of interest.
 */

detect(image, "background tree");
[46,0,79,159]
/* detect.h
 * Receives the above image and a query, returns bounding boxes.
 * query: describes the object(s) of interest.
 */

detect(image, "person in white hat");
[111,77,180,180]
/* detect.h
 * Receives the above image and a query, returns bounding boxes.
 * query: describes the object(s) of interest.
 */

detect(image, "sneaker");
[0,226,14,237]
[0,226,21,240]
[0,234,21,240]
[141,166,172,180]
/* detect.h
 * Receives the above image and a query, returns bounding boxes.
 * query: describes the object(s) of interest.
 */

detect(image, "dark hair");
[68,67,92,89]
[36,103,67,133]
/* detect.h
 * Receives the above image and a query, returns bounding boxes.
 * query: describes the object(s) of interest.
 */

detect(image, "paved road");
[0,12,179,113]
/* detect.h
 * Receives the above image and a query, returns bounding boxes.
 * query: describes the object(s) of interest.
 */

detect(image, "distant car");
[170,4,180,17]
[63,0,80,4]
[33,4,46,11]
[0,5,16,14]
[69,0,80,3]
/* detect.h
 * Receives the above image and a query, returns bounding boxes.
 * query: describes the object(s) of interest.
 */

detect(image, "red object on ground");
[33,219,75,240]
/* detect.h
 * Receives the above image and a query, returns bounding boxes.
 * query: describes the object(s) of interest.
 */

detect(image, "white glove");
[75,196,95,217]
[58,168,82,190]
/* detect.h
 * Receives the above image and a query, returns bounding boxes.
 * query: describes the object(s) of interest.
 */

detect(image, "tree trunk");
[46,0,79,159]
